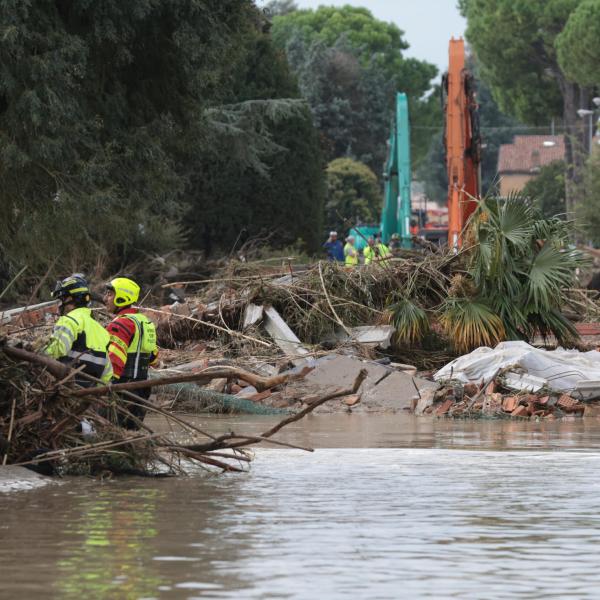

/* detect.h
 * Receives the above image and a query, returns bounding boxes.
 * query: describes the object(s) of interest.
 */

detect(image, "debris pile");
[419,380,594,420]
[0,343,363,475]
[422,341,600,420]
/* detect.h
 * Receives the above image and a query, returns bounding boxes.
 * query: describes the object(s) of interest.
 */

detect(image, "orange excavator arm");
[444,38,481,249]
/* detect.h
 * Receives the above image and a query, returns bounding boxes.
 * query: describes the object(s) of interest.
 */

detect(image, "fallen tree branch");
[70,364,313,397]
[260,368,367,439]
[193,368,368,453]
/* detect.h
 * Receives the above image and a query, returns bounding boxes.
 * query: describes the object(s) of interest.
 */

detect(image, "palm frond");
[440,297,506,354]
[494,192,534,249]
[389,297,429,344]
[526,243,586,311]
[527,308,579,346]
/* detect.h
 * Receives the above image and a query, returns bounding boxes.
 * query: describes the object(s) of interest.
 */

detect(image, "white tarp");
[434,341,600,395]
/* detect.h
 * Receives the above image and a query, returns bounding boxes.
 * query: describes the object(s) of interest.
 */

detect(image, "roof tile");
[497,135,565,173]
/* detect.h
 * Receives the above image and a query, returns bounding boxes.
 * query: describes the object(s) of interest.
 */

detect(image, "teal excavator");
[350,92,412,250]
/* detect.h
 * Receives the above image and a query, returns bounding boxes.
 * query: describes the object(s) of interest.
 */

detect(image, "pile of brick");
[423,380,595,420]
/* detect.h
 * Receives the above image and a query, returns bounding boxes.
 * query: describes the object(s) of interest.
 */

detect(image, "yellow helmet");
[107,277,140,307]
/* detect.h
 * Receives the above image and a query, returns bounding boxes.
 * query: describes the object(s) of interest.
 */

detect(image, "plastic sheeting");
[434,341,600,394]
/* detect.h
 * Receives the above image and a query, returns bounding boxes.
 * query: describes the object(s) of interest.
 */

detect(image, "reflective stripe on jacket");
[107,311,157,381]
[45,307,112,384]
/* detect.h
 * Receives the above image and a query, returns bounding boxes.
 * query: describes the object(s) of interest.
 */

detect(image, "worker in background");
[344,235,359,267]
[44,274,113,386]
[410,219,420,236]
[323,231,344,263]
[104,277,158,429]
[364,237,391,265]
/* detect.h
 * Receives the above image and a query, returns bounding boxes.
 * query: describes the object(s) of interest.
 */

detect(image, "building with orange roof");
[497,135,565,196]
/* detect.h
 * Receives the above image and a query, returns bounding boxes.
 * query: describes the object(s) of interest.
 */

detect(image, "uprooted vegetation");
[0,344,366,475]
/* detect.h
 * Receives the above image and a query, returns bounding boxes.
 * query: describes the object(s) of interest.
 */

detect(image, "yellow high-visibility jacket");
[364,243,391,265]
[45,307,112,384]
[344,242,359,266]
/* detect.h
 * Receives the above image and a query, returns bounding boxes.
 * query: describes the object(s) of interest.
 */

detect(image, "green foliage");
[522,161,567,219]
[387,193,585,351]
[576,153,600,245]
[461,0,573,124]
[467,193,586,344]
[0,1,327,291]
[390,297,430,344]
[325,158,380,234]
[271,5,410,61]
[556,0,600,86]
[270,5,437,171]
[186,25,325,255]
[440,297,505,354]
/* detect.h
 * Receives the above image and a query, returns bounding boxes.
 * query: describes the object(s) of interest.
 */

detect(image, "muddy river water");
[3,414,600,599]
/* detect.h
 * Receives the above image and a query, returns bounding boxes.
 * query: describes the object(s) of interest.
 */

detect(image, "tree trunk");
[558,74,589,223]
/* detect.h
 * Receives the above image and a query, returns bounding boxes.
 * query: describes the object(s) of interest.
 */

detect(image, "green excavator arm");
[381,92,412,248]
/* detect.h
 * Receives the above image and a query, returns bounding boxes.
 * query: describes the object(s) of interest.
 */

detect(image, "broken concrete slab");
[303,354,388,391]
[361,371,439,412]
[263,306,310,366]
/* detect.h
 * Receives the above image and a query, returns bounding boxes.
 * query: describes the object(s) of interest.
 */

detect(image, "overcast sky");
[258,0,466,74]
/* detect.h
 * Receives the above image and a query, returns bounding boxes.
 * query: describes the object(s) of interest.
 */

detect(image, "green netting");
[156,382,289,415]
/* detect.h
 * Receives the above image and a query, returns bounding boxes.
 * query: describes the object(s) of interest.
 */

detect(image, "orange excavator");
[443,38,481,249]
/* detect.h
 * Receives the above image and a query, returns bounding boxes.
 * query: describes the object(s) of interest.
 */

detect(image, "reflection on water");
[2,416,600,599]
[55,488,164,598]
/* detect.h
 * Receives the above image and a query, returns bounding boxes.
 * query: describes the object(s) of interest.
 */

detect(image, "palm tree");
[392,192,588,352]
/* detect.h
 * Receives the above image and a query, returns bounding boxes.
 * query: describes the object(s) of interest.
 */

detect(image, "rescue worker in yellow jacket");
[45,275,112,386]
[363,237,391,265]
[103,277,158,429]
[344,235,359,267]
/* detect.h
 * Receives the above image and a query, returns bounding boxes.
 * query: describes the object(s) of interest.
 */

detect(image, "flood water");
[3,414,600,599]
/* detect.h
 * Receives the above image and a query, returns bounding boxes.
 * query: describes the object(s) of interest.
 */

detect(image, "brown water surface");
[2,414,600,599]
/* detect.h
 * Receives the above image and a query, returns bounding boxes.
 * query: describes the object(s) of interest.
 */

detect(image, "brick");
[435,398,454,416]
[557,394,581,412]
[511,405,530,418]
[584,404,600,418]
[576,323,600,336]
[502,396,519,412]
[463,383,479,398]
[483,393,503,414]
[247,390,272,402]
[485,381,496,395]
